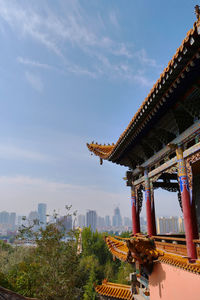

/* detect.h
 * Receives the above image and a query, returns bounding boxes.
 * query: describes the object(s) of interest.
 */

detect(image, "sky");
[0,0,198,219]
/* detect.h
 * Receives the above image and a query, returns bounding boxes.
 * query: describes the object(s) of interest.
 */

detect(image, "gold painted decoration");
[185,149,200,190]
[86,143,115,159]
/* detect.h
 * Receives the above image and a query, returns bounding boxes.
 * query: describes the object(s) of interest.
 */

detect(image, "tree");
[6,208,81,300]
[83,265,96,300]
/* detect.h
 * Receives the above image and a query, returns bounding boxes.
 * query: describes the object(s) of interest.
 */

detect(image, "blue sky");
[0,0,197,218]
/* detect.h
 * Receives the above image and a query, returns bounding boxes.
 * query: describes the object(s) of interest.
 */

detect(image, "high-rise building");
[38,203,47,227]
[178,217,185,233]
[60,215,72,233]
[97,216,105,228]
[28,211,39,230]
[157,216,179,234]
[112,207,122,227]
[9,213,16,229]
[105,215,111,227]
[123,217,132,227]
[86,210,97,232]
[78,214,85,228]
[0,211,9,224]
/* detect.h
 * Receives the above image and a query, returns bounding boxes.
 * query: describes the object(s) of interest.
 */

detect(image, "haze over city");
[0,0,195,217]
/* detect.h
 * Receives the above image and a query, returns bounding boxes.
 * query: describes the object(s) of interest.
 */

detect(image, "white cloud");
[0,0,63,57]
[133,74,154,87]
[135,49,162,69]
[0,144,51,162]
[66,64,97,78]
[0,0,159,84]
[25,71,43,92]
[17,57,53,70]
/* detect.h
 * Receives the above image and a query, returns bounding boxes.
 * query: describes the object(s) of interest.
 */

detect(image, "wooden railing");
[152,235,186,243]
[152,235,187,256]
[152,235,200,259]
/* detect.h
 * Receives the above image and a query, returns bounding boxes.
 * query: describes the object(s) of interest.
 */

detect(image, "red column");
[176,146,197,260]
[131,186,139,234]
[144,169,154,236]
[136,198,141,233]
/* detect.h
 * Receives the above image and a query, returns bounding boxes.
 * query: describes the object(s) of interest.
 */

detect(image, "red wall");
[149,262,200,300]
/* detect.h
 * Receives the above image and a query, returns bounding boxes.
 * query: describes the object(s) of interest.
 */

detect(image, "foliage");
[119,231,132,238]
[83,265,96,300]
[0,209,133,299]
[115,262,134,284]
[81,227,112,265]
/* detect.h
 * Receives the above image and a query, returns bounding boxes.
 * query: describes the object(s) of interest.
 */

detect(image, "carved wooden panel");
[185,150,200,190]
[196,247,200,259]
[135,184,145,214]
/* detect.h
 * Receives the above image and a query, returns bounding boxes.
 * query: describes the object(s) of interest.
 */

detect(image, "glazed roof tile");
[158,252,200,274]
[105,236,200,274]
[95,280,132,299]
[105,236,129,261]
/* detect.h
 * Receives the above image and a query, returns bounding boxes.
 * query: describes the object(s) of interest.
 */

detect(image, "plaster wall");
[149,262,200,300]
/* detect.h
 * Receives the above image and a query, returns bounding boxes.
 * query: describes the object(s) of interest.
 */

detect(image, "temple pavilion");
[87,7,200,300]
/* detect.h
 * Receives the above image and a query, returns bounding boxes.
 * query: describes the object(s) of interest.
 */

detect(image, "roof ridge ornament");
[195,5,200,21]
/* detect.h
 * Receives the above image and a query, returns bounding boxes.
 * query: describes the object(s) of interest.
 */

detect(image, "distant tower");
[60,215,72,233]
[9,213,16,230]
[105,215,111,227]
[86,210,97,232]
[0,211,9,224]
[78,214,85,228]
[28,211,39,226]
[38,203,47,227]
[112,207,122,227]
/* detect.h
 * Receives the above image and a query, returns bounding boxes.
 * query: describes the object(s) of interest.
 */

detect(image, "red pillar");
[144,169,154,236]
[136,200,141,233]
[176,146,197,260]
[131,186,140,234]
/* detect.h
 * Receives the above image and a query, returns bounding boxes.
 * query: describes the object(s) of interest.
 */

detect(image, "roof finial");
[195,5,200,21]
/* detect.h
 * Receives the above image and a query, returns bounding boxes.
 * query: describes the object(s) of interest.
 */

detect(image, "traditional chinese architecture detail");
[195,5,200,21]
[177,190,182,211]
[86,142,114,159]
[105,235,161,270]
[164,165,178,175]
[105,236,129,262]
[158,252,200,274]
[126,236,161,266]
[95,280,132,300]
[151,172,183,211]
[135,184,144,214]
[131,186,140,234]
[185,150,200,189]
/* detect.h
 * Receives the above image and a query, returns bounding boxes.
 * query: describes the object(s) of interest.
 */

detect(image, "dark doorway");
[192,160,200,234]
